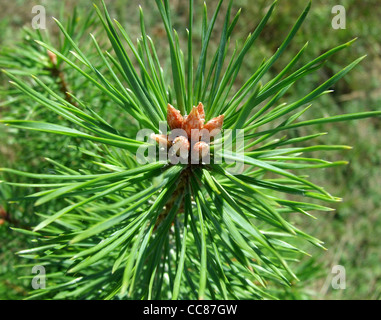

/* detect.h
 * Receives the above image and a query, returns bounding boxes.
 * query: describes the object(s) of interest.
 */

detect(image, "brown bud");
[172,136,190,159]
[167,104,184,130]
[182,107,203,139]
[192,141,209,159]
[197,102,205,122]
[150,133,171,147]
[47,50,57,66]
[203,114,224,133]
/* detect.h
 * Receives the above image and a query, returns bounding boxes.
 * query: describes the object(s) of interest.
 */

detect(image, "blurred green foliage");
[0,0,380,299]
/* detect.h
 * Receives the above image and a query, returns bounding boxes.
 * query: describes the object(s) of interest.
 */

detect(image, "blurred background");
[0,0,380,299]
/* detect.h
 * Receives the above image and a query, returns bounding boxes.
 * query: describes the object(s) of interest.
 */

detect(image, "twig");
[0,206,30,229]
[47,50,77,107]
